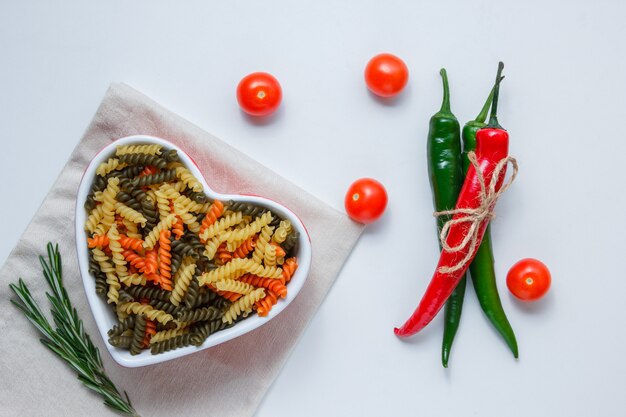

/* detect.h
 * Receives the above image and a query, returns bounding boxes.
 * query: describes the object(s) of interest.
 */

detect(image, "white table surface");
[2,1,626,416]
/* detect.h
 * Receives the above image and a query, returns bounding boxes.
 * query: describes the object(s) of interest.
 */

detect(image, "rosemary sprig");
[9,242,140,417]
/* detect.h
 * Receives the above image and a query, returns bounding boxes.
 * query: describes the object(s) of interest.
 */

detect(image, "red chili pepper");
[395,62,516,338]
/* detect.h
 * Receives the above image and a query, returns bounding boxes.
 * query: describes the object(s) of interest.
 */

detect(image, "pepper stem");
[474,76,504,123]
[438,68,452,115]
[487,62,504,129]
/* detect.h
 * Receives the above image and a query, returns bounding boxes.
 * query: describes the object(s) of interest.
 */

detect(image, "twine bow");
[433,151,518,274]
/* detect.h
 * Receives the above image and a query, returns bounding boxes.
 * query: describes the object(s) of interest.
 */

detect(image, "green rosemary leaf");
[9,242,140,416]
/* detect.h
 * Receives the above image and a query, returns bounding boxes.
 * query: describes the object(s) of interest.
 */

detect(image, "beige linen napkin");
[0,83,363,417]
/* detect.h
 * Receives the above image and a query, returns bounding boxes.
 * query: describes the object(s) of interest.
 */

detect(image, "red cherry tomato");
[236,72,282,116]
[506,258,551,301]
[364,53,409,98]
[344,178,388,224]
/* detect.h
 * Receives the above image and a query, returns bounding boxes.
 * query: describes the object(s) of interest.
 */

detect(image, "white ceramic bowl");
[75,135,312,367]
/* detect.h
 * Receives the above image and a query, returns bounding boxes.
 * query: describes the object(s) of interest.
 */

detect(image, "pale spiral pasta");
[92,248,120,305]
[251,225,274,264]
[272,220,293,244]
[107,224,128,280]
[170,262,196,306]
[226,211,273,251]
[96,158,127,177]
[84,205,104,234]
[263,243,278,267]
[200,211,244,241]
[115,202,147,226]
[214,279,255,295]
[115,144,162,156]
[149,327,190,345]
[222,288,266,325]
[116,302,174,325]
[172,163,203,192]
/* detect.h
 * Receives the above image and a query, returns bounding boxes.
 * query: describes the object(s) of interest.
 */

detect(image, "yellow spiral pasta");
[115,144,162,156]
[241,258,282,278]
[96,158,127,177]
[97,177,120,236]
[143,213,177,249]
[226,211,273,251]
[115,202,147,227]
[172,201,200,233]
[170,262,196,306]
[203,233,229,260]
[107,224,128,280]
[84,205,104,234]
[92,248,120,305]
[154,188,172,219]
[263,243,278,267]
[272,220,293,244]
[200,211,244,241]
[251,225,274,264]
[120,273,147,287]
[149,327,190,345]
[198,258,247,285]
[215,279,255,295]
[222,288,266,325]
[116,302,174,325]
[172,163,203,192]
[122,219,142,239]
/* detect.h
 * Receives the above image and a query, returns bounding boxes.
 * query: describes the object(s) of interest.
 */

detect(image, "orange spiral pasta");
[169,201,185,240]
[271,242,287,259]
[144,248,158,275]
[119,235,144,252]
[281,257,298,284]
[87,234,109,248]
[158,230,173,291]
[232,236,257,259]
[254,289,278,317]
[142,319,157,348]
[216,242,232,264]
[139,165,159,177]
[239,273,288,299]
[199,199,224,241]
[122,250,146,271]
[211,288,242,302]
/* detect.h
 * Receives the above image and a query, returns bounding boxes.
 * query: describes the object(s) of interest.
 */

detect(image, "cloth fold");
[0,83,363,417]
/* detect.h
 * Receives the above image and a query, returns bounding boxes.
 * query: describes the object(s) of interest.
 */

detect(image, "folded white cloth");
[0,83,363,417]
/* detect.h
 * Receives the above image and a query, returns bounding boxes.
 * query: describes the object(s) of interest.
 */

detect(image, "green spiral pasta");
[226,200,268,218]
[108,335,133,349]
[183,276,201,309]
[107,315,136,337]
[115,191,143,213]
[176,306,223,323]
[132,169,177,188]
[150,333,203,354]
[130,315,147,355]
[126,285,171,302]
[118,289,134,304]
[118,153,167,170]
[148,299,185,316]
[149,327,190,345]
[190,318,229,344]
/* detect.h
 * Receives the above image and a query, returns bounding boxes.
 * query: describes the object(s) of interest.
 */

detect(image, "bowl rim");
[75,134,312,367]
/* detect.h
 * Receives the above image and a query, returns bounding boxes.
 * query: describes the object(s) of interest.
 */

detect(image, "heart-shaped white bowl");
[75,135,312,367]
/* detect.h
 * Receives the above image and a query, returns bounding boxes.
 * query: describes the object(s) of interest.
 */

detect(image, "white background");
[2,1,626,416]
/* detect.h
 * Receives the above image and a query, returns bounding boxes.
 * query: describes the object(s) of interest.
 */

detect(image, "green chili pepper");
[462,80,519,359]
[426,69,465,368]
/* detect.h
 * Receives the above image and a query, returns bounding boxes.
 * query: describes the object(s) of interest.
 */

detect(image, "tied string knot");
[433,151,518,274]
